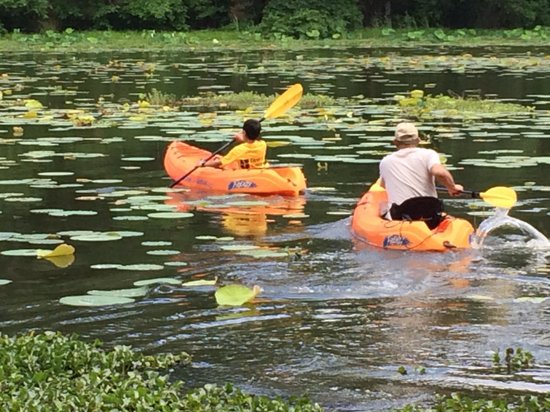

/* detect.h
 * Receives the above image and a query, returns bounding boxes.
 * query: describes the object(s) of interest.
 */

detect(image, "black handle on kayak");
[169,140,234,188]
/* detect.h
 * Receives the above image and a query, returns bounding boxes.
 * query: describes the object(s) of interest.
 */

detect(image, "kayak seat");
[389,196,444,230]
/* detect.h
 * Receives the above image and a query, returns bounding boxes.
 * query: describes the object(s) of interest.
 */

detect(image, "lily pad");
[195,235,219,240]
[147,212,194,219]
[1,249,40,256]
[513,297,547,303]
[117,264,164,271]
[237,249,289,258]
[182,278,217,287]
[87,287,148,298]
[133,277,181,286]
[90,264,123,270]
[163,261,189,267]
[142,241,173,246]
[215,284,261,306]
[59,295,135,307]
[146,250,180,256]
[219,244,259,251]
[70,232,123,242]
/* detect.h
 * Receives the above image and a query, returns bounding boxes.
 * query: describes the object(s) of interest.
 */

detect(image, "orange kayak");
[351,182,475,251]
[164,141,307,196]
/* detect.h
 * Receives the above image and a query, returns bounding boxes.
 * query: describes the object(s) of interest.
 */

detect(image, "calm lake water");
[0,45,549,411]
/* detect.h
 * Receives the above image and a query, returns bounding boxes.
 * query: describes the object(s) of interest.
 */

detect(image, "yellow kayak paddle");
[475,186,517,209]
[439,186,517,209]
[169,83,303,188]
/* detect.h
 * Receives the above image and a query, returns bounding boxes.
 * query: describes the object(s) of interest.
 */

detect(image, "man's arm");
[431,164,463,196]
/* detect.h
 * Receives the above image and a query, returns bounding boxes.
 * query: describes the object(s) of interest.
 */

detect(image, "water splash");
[472,208,550,249]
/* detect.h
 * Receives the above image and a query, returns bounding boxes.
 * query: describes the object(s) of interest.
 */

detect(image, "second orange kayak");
[164,141,307,196]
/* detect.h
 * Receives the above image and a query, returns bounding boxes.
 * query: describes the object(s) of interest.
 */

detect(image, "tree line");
[1,0,548,38]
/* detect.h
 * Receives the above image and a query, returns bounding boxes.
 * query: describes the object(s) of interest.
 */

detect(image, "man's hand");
[448,184,463,196]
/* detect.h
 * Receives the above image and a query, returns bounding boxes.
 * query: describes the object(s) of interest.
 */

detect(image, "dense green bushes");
[0,0,549,37]
[260,0,363,39]
[0,0,230,32]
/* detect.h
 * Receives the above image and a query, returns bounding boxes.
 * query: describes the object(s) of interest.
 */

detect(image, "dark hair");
[242,119,261,140]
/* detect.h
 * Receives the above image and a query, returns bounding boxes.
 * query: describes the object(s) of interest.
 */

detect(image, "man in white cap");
[379,122,463,228]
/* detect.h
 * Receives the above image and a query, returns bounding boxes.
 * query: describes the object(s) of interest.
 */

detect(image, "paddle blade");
[263,83,303,120]
[479,186,517,209]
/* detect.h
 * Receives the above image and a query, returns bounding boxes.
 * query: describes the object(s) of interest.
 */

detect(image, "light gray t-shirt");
[379,147,440,206]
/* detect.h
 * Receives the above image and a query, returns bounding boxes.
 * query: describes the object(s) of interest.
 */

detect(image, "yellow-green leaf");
[215,284,261,306]
[36,243,75,258]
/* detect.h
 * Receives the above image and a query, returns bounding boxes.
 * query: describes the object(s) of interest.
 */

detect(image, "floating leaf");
[219,244,259,251]
[36,243,75,258]
[182,278,217,287]
[1,249,40,256]
[237,248,289,258]
[59,295,135,307]
[195,235,218,241]
[88,287,147,298]
[70,232,123,242]
[90,263,122,270]
[146,250,180,256]
[513,297,547,304]
[133,277,181,286]
[45,254,75,268]
[215,284,261,306]
[163,261,189,267]
[142,241,173,246]
[117,264,164,271]
[147,212,194,219]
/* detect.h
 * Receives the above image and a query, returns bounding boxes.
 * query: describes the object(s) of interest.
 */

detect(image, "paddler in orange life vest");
[379,122,463,229]
[197,119,267,169]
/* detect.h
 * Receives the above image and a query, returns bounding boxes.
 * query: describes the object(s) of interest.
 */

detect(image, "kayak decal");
[383,234,410,248]
[228,180,257,190]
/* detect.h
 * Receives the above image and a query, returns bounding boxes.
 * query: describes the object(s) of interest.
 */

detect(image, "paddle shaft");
[169,117,271,188]
[169,140,233,188]
[169,84,302,188]
[436,186,479,198]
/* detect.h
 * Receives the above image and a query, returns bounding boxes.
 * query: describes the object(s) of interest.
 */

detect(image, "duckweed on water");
[0,331,322,411]
[395,90,532,120]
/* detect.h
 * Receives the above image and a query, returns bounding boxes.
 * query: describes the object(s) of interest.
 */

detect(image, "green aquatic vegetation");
[144,88,178,106]
[395,89,533,120]
[0,332,322,411]
[492,347,535,374]
[0,27,549,52]
[396,392,548,412]
[179,90,337,111]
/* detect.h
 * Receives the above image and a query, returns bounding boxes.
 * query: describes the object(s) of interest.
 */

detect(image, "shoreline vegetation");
[1,331,547,411]
[0,27,549,52]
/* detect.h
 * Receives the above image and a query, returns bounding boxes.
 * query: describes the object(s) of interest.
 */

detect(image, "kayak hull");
[164,141,307,196]
[351,183,474,251]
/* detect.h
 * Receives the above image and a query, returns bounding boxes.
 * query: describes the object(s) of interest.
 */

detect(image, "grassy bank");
[0,26,548,52]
